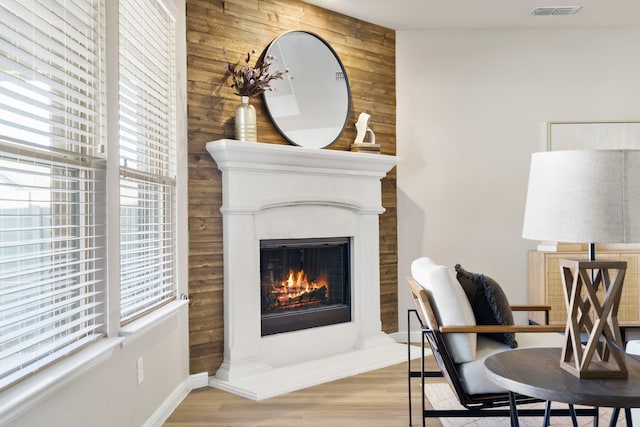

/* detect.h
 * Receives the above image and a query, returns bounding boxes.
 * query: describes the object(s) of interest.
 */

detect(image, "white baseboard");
[189,371,209,389]
[392,329,424,344]
[388,331,405,342]
[143,372,208,427]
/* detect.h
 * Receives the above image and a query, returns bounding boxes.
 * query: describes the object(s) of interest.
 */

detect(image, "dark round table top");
[484,347,640,408]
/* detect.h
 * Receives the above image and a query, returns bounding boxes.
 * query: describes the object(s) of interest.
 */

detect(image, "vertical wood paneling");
[187,0,397,374]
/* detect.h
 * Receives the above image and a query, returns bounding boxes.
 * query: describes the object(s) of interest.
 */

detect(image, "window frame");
[104,0,187,337]
[117,0,179,325]
[0,0,187,416]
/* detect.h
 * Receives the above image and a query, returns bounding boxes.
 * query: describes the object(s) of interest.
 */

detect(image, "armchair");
[407,257,598,427]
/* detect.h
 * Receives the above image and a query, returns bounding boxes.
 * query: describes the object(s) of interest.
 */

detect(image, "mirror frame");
[262,30,352,149]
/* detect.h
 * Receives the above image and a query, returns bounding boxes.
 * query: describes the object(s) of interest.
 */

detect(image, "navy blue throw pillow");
[455,264,517,348]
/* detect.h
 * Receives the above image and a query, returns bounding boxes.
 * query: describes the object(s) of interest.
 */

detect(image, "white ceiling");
[302,0,640,30]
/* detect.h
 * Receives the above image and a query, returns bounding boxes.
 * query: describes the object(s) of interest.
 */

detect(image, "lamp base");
[560,359,628,379]
[559,259,628,379]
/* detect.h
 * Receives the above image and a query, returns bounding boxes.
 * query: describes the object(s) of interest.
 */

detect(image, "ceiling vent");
[530,6,582,16]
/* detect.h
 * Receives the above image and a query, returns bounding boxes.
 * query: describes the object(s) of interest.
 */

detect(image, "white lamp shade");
[522,150,640,244]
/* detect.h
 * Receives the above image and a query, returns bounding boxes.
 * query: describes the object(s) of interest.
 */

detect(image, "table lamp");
[522,149,640,379]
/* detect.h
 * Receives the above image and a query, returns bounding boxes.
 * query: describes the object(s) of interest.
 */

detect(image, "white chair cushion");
[412,256,440,272]
[459,332,566,395]
[411,257,477,363]
[626,340,640,355]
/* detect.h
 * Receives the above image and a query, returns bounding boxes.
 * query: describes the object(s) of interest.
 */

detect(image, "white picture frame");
[545,120,640,251]
[547,120,640,151]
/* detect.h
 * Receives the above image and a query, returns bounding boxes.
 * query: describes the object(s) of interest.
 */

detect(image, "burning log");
[274,285,327,309]
[263,268,331,311]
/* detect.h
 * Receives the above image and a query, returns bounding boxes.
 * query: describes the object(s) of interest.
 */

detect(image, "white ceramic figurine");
[354,112,376,144]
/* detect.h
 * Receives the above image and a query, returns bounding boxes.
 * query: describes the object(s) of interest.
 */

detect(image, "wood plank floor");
[164,356,445,427]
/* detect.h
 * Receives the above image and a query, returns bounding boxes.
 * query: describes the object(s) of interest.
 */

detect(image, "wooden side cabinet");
[528,249,640,325]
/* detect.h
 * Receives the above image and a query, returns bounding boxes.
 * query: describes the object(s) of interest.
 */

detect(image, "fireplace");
[206,139,403,400]
[260,237,351,336]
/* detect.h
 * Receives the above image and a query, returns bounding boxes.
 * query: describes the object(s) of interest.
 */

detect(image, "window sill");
[119,299,188,348]
[0,337,123,426]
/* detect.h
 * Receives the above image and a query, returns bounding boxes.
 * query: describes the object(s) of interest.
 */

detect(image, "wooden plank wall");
[186,0,397,374]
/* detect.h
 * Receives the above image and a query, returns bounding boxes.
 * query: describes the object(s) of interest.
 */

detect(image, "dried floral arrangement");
[222,48,287,97]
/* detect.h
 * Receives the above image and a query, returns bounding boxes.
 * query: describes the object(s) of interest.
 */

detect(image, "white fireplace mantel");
[207,138,397,174]
[207,138,398,214]
[205,139,409,400]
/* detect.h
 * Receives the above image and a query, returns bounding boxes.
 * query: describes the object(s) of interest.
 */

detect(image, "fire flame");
[272,269,329,308]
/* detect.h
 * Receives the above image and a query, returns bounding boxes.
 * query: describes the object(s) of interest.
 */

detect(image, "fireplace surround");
[206,139,403,399]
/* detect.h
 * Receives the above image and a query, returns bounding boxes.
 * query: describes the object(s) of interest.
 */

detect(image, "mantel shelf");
[206,139,399,178]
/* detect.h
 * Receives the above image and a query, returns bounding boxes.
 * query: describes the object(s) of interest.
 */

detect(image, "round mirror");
[263,31,351,149]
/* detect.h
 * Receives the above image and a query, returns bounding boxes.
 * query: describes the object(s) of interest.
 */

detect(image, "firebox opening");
[260,237,351,336]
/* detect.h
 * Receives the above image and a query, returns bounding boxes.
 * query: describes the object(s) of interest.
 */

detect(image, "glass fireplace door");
[260,237,351,336]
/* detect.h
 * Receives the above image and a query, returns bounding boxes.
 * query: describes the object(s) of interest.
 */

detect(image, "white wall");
[397,27,640,332]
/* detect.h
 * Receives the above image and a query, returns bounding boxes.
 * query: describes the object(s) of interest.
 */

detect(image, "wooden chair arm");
[440,324,565,333]
[510,305,551,312]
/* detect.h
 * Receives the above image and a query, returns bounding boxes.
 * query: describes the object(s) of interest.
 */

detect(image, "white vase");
[234,96,257,142]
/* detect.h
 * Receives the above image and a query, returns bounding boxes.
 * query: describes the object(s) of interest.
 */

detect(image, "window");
[119,0,177,323]
[0,0,179,389]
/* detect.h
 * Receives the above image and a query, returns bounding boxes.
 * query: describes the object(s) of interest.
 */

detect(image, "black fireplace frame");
[260,237,352,336]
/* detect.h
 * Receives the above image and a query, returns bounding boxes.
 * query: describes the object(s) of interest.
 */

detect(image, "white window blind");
[0,0,105,389]
[119,0,177,323]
